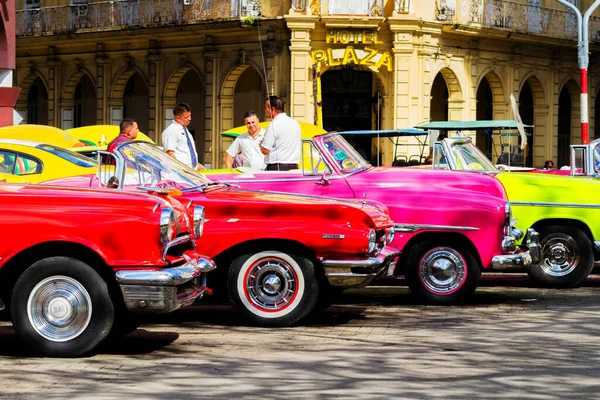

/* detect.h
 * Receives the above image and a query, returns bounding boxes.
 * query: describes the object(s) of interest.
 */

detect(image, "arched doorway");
[27,77,48,125]
[430,73,449,122]
[123,73,149,134]
[233,67,264,127]
[476,76,493,158]
[177,70,204,164]
[519,81,535,167]
[321,67,376,163]
[321,68,373,132]
[557,86,572,167]
[73,74,96,128]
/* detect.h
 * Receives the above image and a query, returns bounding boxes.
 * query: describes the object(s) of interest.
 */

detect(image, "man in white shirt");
[161,102,204,171]
[224,111,266,170]
[260,96,301,171]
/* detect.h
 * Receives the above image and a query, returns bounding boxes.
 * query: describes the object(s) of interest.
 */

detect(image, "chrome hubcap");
[541,234,579,277]
[419,247,466,294]
[246,258,297,311]
[27,276,92,342]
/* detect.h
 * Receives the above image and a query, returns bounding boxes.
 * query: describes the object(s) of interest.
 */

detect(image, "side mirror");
[107,176,120,189]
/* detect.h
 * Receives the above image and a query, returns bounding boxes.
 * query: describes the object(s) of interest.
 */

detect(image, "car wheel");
[528,225,593,288]
[405,241,480,304]
[228,251,319,327]
[11,257,114,357]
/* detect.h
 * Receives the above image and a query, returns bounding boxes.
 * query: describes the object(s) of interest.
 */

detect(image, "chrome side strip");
[511,201,600,209]
[394,223,479,233]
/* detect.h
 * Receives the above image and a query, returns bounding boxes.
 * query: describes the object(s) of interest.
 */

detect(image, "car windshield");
[35,144,96,168]
[320,133,370,173]
[112,142,212,190]
[446,139,498,172]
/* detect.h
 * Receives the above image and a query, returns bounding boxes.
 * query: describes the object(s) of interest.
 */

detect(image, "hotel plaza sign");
[311,29,393,72]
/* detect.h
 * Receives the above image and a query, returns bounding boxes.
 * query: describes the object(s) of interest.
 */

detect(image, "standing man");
[107,118,139,152]
[260,96,301,171]
[224,111,266,170]
[162,102,204,171]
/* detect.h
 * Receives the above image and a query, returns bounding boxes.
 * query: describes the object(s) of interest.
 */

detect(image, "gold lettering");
[342,46,359,65]
[339,30,350,44]
[363,31,373,44]
[374,31,384,44]
[326,30,336,43]
[359,47,378,66]
[311,49,327,65]
[375,52,393,71]
[327,48,341,66]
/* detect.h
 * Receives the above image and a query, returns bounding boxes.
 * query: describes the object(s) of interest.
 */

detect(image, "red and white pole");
[581,67,589,144]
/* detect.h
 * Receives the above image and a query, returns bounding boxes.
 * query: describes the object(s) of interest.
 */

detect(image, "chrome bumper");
[321,247,400,288]
[492,228,541,270]
[116,255,216,313]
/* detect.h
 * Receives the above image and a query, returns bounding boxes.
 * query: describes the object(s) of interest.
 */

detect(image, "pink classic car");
[206,132,541,303]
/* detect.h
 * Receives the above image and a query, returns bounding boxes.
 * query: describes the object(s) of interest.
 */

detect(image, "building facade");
[14,0,600,168]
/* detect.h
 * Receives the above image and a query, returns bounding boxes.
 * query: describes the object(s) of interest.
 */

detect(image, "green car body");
[434,137,600,287]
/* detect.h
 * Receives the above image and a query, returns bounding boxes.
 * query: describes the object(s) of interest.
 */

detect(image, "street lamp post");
[554,0,600,144]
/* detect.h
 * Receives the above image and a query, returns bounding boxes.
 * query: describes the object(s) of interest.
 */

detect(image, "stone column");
[204,50,220,169]
[286,17,318,123]
[147,54,163,142]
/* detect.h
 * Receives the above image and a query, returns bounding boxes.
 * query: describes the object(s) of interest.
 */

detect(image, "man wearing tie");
[162,102,204,171]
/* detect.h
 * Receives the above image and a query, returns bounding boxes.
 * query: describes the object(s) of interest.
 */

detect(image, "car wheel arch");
[0,241,116,310]
[395,232,482,275]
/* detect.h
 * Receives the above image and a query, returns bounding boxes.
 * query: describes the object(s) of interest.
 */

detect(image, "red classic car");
[45,142,399,327]
[0,183,215,357]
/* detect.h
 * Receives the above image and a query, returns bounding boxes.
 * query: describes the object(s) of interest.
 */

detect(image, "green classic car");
[432,134,600,288]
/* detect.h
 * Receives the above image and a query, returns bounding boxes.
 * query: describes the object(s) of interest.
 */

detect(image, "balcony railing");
[436,0,600,41]
[292,0,411,16]
[16,0,271,36]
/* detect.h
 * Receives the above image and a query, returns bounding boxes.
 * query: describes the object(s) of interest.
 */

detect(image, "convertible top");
[340,128,429,137]
[416,120,533,131]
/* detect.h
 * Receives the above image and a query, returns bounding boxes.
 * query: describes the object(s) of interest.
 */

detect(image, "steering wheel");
[467,162,484,171]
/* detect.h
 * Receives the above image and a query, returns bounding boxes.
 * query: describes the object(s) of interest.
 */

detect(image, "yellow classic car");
[0,139,97,183]
[0,124,85,148]
[66,125,155,159]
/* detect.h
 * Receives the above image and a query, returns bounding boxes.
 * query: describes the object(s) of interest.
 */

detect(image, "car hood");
[497,172,600,204]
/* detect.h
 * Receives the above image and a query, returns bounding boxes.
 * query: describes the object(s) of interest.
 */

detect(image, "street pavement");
[1,274,600,399]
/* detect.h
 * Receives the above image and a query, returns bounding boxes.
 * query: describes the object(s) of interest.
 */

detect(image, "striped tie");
[183,126,198,168]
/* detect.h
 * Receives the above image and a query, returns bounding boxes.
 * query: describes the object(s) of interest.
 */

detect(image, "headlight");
[386,227,395,244]
[193,205,205,238]
[160,208,177,243]
[367,229,377,255]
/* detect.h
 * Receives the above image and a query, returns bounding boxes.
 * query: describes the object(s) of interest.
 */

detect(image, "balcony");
[16,0,279,36]
[291,0,411,17]
[435,0,600,42]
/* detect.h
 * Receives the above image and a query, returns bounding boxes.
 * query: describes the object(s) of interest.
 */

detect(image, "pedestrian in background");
[162,102,204,171]
[544,160,554,170]
[260,96,301,171]
[225,110,266,170]
[107,118,138,152]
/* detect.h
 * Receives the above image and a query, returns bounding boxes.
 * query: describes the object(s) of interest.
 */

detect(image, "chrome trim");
[492,228,541,270]
[321,247,400,288]
[162,234,192,260]
[323,234,345,239]
[595,241,600,252]
[394,223,479,233]
[115,256,214,285]
[152,202,160,213]
[160,208,176,243]
[492,252,533,270]
[512,227,524,241]
[502,236,517,253]
[511,201,600,209]
[116,256,215,313]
